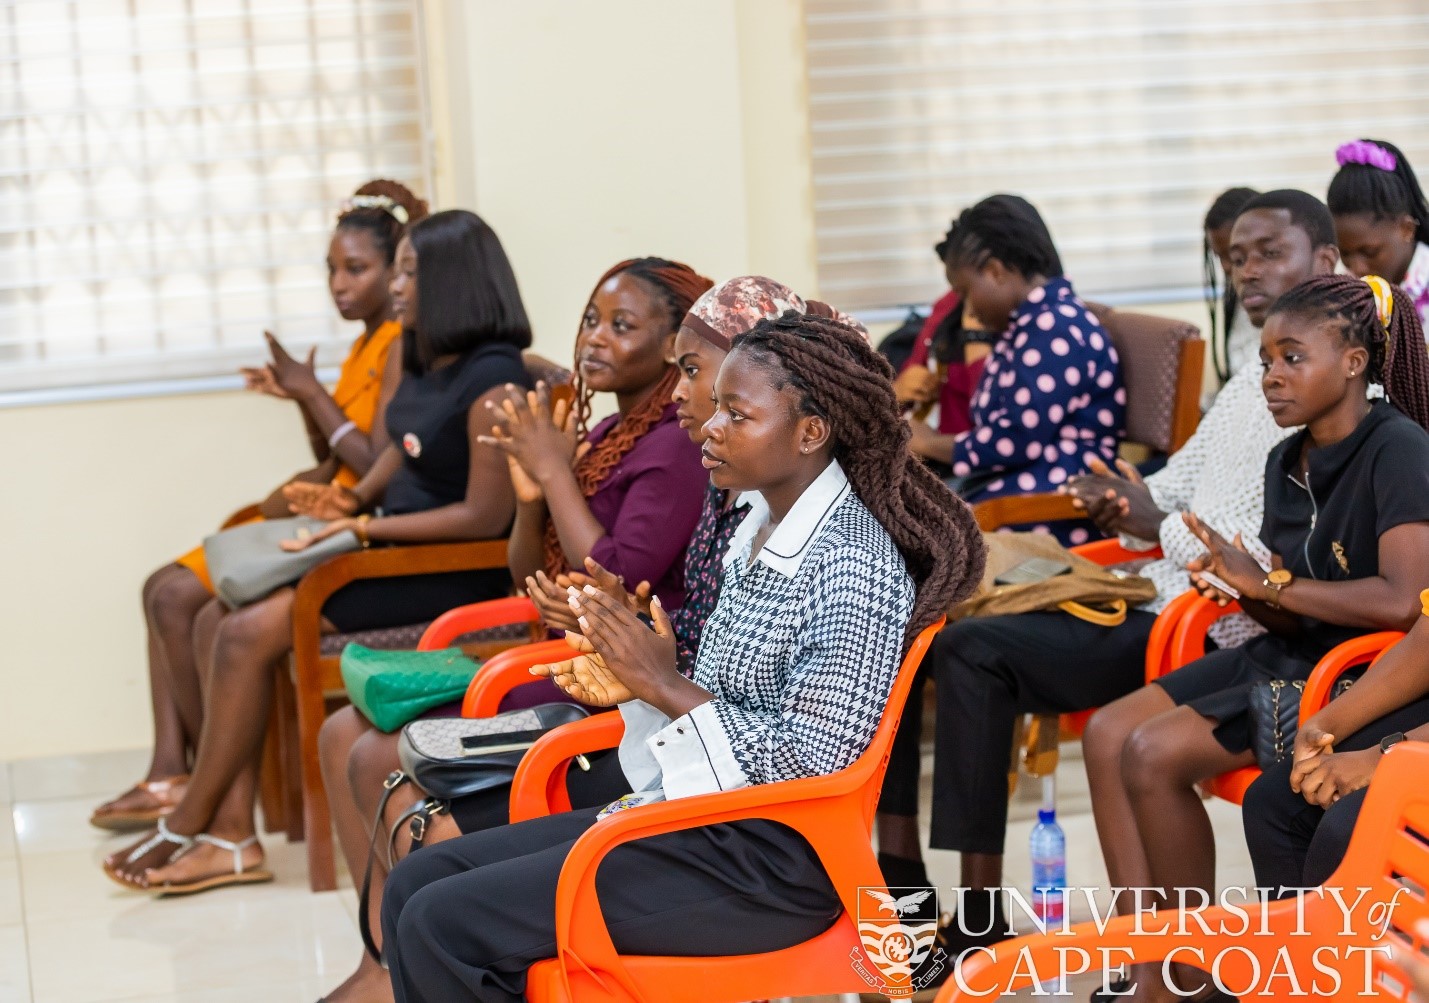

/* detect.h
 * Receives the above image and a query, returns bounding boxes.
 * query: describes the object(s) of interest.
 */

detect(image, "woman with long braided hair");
[484,257,712,606]
[1083,273,1429,1003]
[380,310,984,1003]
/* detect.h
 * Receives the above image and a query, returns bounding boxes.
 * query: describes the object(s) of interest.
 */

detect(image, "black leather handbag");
[1246,675,1356,771]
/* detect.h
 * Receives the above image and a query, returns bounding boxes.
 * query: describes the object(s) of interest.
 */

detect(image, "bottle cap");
[1037,809,1056,824]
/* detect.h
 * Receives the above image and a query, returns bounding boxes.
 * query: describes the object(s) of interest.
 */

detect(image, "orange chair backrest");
[854,617,943,826]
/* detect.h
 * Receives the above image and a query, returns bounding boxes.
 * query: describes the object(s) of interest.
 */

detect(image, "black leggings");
[881,610,1154,854]
[1242,695,1429,890]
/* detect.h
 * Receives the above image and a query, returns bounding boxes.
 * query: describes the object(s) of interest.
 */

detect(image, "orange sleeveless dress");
[175,321,402,592]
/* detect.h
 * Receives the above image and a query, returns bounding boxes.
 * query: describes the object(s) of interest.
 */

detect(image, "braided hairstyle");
[335,179,429,266]
[542,257,714,577]
[1203,186,1260,382]
[731,312,986,642]
[940,194,1063,280]
[1328,139,1429,247]
[1268,274,1429,431]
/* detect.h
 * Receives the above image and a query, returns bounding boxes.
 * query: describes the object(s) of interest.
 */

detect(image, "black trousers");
[881,611,1154,854]
[381,806,842,1003]
[1242,695,1429,891]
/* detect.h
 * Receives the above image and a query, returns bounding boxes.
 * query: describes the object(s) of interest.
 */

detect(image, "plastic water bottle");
[1030,807,1066,929]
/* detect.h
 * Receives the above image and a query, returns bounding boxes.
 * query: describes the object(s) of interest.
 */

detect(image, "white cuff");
[1117,532,1160,553]
[648,701,747,800]
[616,700,668,793]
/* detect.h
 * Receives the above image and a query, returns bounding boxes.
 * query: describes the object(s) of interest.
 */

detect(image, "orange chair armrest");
[1072,538,1163,565]
[460,639,580,718]
[972,492,1081,532]
[220,503,263,529]
[1300,631,1405,724]
[1145,589,1200,682]
[509,712,626,823]
[417,596,540,651]
[1155,594,1239,682]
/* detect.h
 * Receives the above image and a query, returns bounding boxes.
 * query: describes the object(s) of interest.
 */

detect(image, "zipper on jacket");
[1288,469,1320,580]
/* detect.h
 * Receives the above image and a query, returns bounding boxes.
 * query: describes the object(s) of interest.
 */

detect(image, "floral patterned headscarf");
[681,275,868,350]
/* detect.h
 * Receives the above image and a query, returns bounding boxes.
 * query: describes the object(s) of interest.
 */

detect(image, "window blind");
[0,0,430,394]
[803,0,1429,313]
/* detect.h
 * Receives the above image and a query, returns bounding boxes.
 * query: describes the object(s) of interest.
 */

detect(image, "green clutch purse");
[340,643,481,733]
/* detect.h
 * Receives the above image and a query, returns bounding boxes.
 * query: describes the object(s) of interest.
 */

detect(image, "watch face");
[1268,569,1293,586]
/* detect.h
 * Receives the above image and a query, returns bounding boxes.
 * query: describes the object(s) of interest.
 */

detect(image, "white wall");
[1,0,817,762]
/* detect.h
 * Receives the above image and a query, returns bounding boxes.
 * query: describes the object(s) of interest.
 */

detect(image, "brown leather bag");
[953,532,1158,625]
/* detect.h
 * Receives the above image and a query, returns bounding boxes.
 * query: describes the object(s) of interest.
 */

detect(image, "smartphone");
[1194,570,1241,600]
[994,557,1073,587]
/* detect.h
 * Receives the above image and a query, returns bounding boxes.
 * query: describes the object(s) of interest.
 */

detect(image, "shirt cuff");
[616,699,668,793]
[1118,531,1160,553]
[647,700,747,799]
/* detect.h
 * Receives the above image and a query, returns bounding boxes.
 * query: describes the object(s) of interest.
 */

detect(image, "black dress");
[1157,401,1429,752]
[323,343,531,632]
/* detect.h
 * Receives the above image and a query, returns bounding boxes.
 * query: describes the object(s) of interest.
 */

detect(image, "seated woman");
[1329,139,1429,329]
[905,193,1125,544]
[379,310,984,1003]
[892,222,997,441]
[1201,186,1261,406]
[312,259,717,1002]
[1084,274,1429,1003]
[1242,589,1429,892]
[91,181,426,832]
[103,209,533,893]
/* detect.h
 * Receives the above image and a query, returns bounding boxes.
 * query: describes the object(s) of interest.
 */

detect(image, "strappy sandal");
[102,817,194,889]
[90,775,189,831]
[151,831,274,896]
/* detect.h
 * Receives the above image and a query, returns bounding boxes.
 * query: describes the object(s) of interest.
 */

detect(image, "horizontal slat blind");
[0,0,429,393]
[804,0,1429,311]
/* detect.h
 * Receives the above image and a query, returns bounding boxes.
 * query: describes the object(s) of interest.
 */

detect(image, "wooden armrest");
[461,639,580,718]
[1072,538,1163,565]
[509,712,626,823]
[1300,632,1405,724]
[291,539,509,632]
[972,492,1081,532]
[418,596,540,651]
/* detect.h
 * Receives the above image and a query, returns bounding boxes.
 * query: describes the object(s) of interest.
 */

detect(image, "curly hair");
[731,311,986,642]
[335,179,429,265]
[1268,273,1429,431]
[542,257,714,577]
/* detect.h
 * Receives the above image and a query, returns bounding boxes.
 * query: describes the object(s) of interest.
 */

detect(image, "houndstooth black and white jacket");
[617,461,915,801]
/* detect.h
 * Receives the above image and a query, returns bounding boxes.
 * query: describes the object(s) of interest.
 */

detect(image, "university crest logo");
[850,886,946,998]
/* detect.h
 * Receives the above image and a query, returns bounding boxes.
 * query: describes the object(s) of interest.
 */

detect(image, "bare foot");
[323,956,395,1003]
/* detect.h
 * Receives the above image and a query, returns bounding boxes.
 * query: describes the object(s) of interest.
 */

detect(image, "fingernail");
[578,616,589,630]
[652,596,662,608]
[567,587,579,597]
[583,584,598,595]
[567,596,580,609]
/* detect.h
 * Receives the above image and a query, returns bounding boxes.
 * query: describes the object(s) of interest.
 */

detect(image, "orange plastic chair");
[1152,592,1404,804]
[939,741,1429,1002]
[492,619,947,1003]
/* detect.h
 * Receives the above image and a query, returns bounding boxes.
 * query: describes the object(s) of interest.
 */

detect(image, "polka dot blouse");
[950,277,1126,542]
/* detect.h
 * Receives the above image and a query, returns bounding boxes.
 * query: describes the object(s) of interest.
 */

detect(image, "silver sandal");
[103,817,194,889]
[152,831,274,896]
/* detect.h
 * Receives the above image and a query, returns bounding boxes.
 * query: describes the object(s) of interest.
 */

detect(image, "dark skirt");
[323,566,511,633]
[1154,634,1319,753]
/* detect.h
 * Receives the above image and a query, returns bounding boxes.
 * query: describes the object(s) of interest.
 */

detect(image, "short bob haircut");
[402,209,532,373]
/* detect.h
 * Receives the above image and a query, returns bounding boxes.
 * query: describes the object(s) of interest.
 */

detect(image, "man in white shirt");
[876,190,1341,955]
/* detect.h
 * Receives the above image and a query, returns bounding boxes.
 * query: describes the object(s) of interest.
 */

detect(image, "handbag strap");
[358,770,412,965]
[1057,598,1128,627]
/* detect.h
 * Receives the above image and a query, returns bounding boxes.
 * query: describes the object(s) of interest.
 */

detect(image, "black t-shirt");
[1260,400,1429,657]
[382,342,531,515]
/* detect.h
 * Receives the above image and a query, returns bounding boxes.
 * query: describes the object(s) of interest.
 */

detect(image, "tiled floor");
[0,746,1256,1002]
